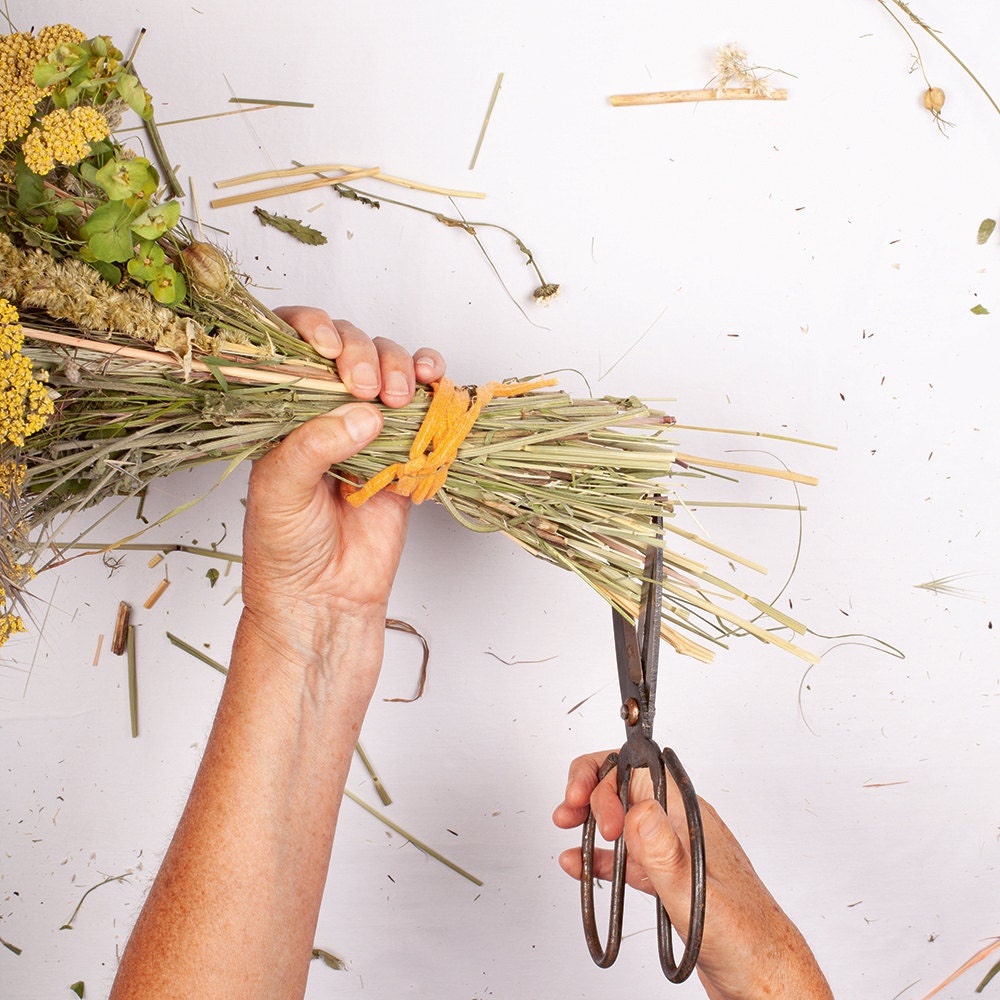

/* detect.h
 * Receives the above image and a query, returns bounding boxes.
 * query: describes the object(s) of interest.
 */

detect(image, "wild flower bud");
[923,86,946,113]
[179,242,231,295]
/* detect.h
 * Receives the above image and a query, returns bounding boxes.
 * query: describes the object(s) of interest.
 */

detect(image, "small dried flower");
[533,282,561,305]
[711,42,775,98]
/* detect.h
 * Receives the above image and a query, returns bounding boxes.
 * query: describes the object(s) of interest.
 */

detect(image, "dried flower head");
[533,282,561,305]
[711,42,775,98]
[0,298,54,447]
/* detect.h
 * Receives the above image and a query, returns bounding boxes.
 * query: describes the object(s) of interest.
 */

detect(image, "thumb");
[624,799,692,935]
[252,403,383,513]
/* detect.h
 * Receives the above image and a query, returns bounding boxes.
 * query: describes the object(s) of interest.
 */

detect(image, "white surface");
[2,2,998,997]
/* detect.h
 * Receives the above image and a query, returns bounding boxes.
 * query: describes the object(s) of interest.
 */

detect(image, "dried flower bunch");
[1,24,820,664]
[710,43,777,97]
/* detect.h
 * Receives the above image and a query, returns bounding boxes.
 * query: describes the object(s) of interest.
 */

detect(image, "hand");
[553,752,834,1000]
[240,307,445,647]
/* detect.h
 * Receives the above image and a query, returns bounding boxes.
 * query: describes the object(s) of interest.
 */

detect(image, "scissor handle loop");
[579,747,707,983]
[580,751,627,967]
[656,746,706,983]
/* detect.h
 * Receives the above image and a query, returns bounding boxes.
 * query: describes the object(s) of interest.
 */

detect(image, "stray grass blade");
[60,872,131,930]
[343,789,483,887]
[166,631,229,675]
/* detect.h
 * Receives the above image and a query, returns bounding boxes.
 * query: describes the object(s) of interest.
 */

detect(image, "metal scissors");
[580,529,707,982]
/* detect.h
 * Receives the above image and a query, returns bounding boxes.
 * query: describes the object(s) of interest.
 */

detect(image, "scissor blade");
[612,608,644,699]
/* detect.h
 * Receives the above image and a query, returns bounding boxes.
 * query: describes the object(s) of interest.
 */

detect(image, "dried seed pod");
[179,242,232,295]
[923,86,946,113]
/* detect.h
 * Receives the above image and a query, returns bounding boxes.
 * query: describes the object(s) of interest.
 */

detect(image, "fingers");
[274,306,446,408]
[622,800,693,929]
[248,403,382,518]
[551,751,608,829]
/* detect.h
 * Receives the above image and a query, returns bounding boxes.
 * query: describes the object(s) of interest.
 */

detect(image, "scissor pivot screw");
[620,698,641,726]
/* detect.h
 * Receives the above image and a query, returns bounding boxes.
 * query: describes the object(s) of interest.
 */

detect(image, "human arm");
[552,752,835,1000]
[108,308,445,1000]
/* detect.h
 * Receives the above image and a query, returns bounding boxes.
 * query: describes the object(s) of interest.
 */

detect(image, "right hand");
[552,751,835,1000]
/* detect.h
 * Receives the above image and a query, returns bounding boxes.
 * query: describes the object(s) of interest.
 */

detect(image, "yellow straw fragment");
[209,167,381,209]
[610,87,788,106]
[143,578,170,609]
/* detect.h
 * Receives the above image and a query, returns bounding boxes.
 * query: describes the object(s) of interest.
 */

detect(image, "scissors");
[579,530,707,982]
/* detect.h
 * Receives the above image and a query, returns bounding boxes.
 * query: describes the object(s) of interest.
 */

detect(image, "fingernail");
[384,371,409,398]
[414,356,435,379]
[312,322,342,358]
[340,404,381,444]
[352,362,379,393]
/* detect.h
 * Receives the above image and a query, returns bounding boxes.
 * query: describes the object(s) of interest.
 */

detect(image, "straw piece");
[92,633,104,666]
[22,326,348,394]
[610,87,789,106]
[469,72,504,170]
[918,938,1000,1000]
[111,601,131,656]
[214,164,486,199]
[143,578,170,609]
[228,96,314,108]
[355,742,392,806]
[208,168,381,209]
[166,631,229,675]
[126,625,138,738]
[344,789,482,886]
[676,453,819,486]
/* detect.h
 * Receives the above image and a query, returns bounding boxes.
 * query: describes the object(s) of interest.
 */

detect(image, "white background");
[2,2,998,998]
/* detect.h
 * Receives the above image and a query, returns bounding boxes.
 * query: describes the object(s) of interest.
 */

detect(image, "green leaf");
[148,265,186,305]
[69,983,85,998]
[80,201,136,262]
[14,157,47,212]
[977,218,996,244]
[253,206,328,245]
[115,74,153,120]
[93,157,157,201]
[52,200,82,217]
[205,568,220,588]
[91,260,123,285]
[126,241,167,281]
[130,200,180,241]
[971,303,990,315]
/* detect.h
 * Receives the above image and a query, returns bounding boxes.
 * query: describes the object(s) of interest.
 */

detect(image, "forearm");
[110,608,386,1000]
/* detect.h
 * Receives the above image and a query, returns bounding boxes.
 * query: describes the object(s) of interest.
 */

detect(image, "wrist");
[232,604,387,710]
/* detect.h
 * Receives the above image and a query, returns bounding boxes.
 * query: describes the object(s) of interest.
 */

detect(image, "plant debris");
[60,872,131,930]
[383,619,429,702]
[311,948,347,971]
[111,602,131,656]
[343,789,482,886]
[252,207,328,245]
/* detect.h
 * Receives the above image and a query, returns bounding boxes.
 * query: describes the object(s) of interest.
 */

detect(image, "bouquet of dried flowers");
[0,23,820,663]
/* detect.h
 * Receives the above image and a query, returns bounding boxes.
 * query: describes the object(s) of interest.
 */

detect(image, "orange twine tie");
[343,375,558,506]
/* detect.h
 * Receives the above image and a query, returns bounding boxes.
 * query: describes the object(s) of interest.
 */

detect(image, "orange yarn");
[344,376,558,506]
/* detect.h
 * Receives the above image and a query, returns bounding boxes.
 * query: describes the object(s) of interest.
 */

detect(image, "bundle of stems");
[0,22,820,663]
[8,287,819,664]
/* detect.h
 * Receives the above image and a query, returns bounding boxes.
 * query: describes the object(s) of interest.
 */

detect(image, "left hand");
[240,307,445,636]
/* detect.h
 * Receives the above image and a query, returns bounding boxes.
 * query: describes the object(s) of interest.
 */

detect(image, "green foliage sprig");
[1,25,187,304]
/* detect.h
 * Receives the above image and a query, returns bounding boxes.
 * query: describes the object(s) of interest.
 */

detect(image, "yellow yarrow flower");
[0,459,26,497]
[0,297,54,446]
[0,24,88,146]
[21,105,110,176]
